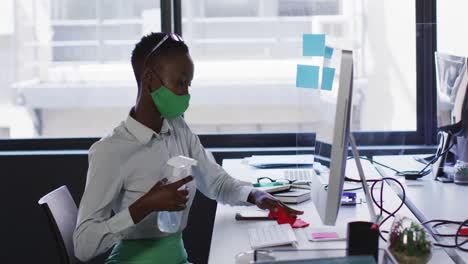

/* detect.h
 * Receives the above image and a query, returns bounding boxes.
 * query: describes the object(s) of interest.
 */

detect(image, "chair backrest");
[38,186,78,264]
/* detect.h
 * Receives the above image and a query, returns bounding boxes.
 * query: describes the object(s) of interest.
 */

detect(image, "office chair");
[38,186,79,264]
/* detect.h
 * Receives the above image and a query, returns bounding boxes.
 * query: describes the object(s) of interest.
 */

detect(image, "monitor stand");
[432,131,454,182]
[349,134,378,224]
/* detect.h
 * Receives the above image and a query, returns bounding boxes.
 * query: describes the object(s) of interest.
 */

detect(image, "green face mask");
[150,85,190,119]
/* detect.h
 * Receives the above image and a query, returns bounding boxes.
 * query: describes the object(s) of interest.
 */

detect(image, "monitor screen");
[311,47,354,226]
[315,48,343,168]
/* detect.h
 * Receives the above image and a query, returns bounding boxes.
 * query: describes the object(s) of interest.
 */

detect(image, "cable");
[343,156,406,233]
[395,141,455,179]
[345,176,381,183]
[455,219,468,252]
[367,177,406,242]
[434,234,468,238]
[379,180,384,220]
[422,219,468,227]
[421,219,468,251]
[359,156,401,174]
[344,157,401,182]
[375,178,406,229]
[346,131,455,180]
[344,186,363,192]
[323,185,363,192]
[345,156,401,175]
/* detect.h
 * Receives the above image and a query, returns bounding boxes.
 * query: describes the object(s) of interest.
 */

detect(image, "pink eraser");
[311,232,339,239]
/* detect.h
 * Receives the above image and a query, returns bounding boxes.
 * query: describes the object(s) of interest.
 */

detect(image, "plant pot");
[390,249,432,264]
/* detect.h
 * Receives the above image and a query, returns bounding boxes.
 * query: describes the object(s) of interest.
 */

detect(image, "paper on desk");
[246,155,315,167]
[308,226,347,242]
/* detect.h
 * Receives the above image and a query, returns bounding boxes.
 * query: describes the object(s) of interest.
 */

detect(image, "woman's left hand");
[248,189,303,217]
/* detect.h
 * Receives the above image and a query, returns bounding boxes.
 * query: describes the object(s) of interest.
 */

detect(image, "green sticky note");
[296,64,319,88]
[325,46,334,59]
[303,34,325,56]
[321,67,335,91]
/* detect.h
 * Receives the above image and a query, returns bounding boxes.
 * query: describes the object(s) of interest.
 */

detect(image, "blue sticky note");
[325,46,333,59]
[321,67,335,91]
[303,34,325,56]
[296,64,319,88]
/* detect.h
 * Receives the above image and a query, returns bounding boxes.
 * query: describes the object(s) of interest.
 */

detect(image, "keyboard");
[283,169,315,183]
[248,224,298,249]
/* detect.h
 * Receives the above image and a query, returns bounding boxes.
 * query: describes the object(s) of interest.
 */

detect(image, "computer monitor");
[432,52,468,174]
[310,47,354,226]
[435,52,468,135]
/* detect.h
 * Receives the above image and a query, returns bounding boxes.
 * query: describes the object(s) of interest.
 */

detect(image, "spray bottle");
[157,155,197,233]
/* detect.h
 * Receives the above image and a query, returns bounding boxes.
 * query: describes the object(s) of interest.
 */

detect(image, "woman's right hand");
[129,176,193,224]
[143,176,193,212]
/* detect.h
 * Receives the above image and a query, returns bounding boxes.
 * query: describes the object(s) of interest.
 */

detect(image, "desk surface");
[208,158,454,264]
[374,155,468,263]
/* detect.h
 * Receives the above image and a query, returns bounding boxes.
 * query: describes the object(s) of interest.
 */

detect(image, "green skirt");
[105,233,189,264]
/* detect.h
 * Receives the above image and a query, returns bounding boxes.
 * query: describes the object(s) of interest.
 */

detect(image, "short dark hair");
[131,32,189,87]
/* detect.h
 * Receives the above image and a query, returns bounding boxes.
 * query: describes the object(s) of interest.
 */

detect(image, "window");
[437,0,468,56]
[182,0,417,134]
[0,0,436,149]
[2,0,160,138]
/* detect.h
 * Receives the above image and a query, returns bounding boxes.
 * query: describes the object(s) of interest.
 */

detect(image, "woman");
[73,32,302,264]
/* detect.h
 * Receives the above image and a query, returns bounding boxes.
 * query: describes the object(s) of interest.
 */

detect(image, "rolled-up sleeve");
[73,142,134,262]
[180,120,254,205]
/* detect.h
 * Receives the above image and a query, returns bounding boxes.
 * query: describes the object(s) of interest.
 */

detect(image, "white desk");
[207,158,454,264]
[374,155,468,263]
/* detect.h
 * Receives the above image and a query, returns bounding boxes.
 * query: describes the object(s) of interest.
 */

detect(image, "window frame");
[0,0,437,151]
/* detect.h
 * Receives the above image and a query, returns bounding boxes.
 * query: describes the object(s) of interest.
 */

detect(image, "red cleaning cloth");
[292,218,310,228]
[459,228,468,236]
[268,206,309,228]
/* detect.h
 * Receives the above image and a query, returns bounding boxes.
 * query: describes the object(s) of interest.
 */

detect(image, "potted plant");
[388,216,432,264]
